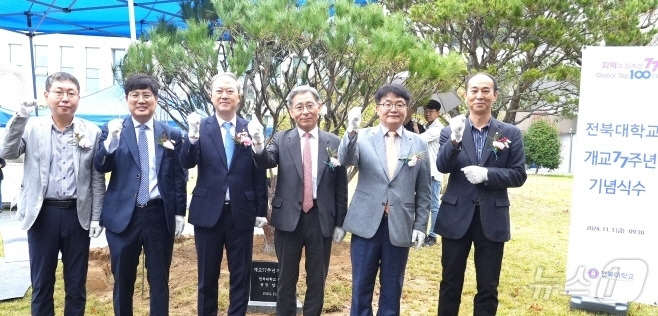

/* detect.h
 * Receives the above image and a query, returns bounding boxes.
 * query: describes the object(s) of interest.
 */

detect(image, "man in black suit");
[180,72,268,316]
[249,85,348,315]
[435,73,527,315]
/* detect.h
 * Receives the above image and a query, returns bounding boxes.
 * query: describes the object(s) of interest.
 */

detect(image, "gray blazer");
[338,127,431,247]
[254,128,348,237]
[0,115,106,230]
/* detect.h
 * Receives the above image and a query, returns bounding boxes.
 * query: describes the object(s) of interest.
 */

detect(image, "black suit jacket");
[254,128,348,237]
[180,115,268,230]
[435,117,526,242]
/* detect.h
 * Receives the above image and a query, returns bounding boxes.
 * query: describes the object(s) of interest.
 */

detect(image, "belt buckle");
[137,203,147,208]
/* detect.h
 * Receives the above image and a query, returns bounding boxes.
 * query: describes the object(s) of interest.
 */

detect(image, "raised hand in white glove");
[411,229,426,249]
[175,215,185,238]
[89,220,104,238]
[247,119,265,149]
[255,217,268,228]
[461,165,488,184]
[333,226,346,243]
[18,100,37,117]
[108,119,124,140]
[449,114,466,143]
[187,113,201,140]
[346,107,362,134]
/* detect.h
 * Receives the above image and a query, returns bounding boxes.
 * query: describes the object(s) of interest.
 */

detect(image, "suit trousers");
[438,207,505,316]
[350,215,410,316]
[27,204,90,316]
[274,205,332,316]
[105,204,173,316]
[194,204,253,316]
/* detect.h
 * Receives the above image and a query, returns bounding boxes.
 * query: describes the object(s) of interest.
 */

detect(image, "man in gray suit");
[249,85,348,315]
[0,72,106,316]
[338,83,431,315]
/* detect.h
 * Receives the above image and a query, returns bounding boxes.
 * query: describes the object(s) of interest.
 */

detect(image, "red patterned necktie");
[302,132,313,212]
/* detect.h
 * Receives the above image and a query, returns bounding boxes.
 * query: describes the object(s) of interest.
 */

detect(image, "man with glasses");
[419,99,444,247]
[180,72,268,316]
[0,72,106,315]
[94,73,187,315]
[338,83,430,315]
[249,85,348,315]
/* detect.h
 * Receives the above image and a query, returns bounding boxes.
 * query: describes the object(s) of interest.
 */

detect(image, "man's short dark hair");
[426,99,442,111]
[45,72,80,92]
[123,73,159,95]
[465,72,498,92]
[374,83,411,104]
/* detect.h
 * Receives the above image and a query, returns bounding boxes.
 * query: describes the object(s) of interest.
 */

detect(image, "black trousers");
[438,207,505,316]
[28,204,90,316]
[275,206,332,316]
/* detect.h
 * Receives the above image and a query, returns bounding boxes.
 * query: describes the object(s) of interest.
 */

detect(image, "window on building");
[112,48,126,85]
[34,45,48,89]
[86,47,100,93]
[9,44,22,68]
[60,46,75,74]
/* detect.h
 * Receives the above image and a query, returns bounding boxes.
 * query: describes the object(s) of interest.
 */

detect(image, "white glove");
[462,165,488,184]
[255,216,268,228]
[333,226,346,243]
[449,114,466,143]
[412,229,425,249]
[247,119,265,149]
[108,119,124,140]
[89,220,104,238]
[18,100,37,117]
[187,113,201,139]
[346,107,362,133]
[175,215,185,238]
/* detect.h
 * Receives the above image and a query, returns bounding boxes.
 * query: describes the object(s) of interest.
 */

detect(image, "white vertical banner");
[565,46,658,305]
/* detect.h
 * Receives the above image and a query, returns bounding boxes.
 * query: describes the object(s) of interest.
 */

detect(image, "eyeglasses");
[291,103,318,113]
[128,93,154,100]
[49,90,78,99]
[377,102,407,110]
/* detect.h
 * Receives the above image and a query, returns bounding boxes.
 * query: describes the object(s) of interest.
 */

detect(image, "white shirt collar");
[379,124,403,137]
[216,114,237,127]
[132,117,154,130]
[297,126,319,139]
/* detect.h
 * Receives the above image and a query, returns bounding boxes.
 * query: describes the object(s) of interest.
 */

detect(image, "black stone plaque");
[250,260,279,302]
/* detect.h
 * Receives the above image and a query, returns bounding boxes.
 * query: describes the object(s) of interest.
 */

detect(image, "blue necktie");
[223,122,234,168]
[137,124,150,205]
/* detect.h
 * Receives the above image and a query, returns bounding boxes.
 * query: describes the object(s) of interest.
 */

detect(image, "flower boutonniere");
[399,151,424,167]
[71,123,91,149]
[157,133,176,150]
[234,130,253,148]
[324,147,341,170]
[489,132,511,159]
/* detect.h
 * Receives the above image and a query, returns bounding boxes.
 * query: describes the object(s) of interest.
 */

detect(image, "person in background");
[435,73,527,315]
[419,99,444,247]
[0,72,106,315]
[249,85,348,316]
[403,108,425,134]
[180,72,268,316]
[338,83,431,315]
[94,73,187,316]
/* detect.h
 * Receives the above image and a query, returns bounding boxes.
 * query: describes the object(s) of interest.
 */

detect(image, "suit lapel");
[480,119,501,166]
[461,119,477,165]
[316,131,329,185]
[206,116,229,169]
[286,130,303,181]
[124,118,140,166]
[153,120,164,175]
[369,128,389,180]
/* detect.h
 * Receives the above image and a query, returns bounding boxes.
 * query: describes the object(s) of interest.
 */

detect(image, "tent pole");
[128,0,137,42]
[27,13,39,116]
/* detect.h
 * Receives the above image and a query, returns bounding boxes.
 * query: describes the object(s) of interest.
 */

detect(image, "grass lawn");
[1,174,657,314]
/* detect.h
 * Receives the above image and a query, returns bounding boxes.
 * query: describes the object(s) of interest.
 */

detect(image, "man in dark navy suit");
[435,73,527,316]
[94,73,187,316]
[180,72,268,316]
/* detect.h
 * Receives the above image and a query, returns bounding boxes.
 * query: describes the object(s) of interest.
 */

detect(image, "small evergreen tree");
[522,118,562,173]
